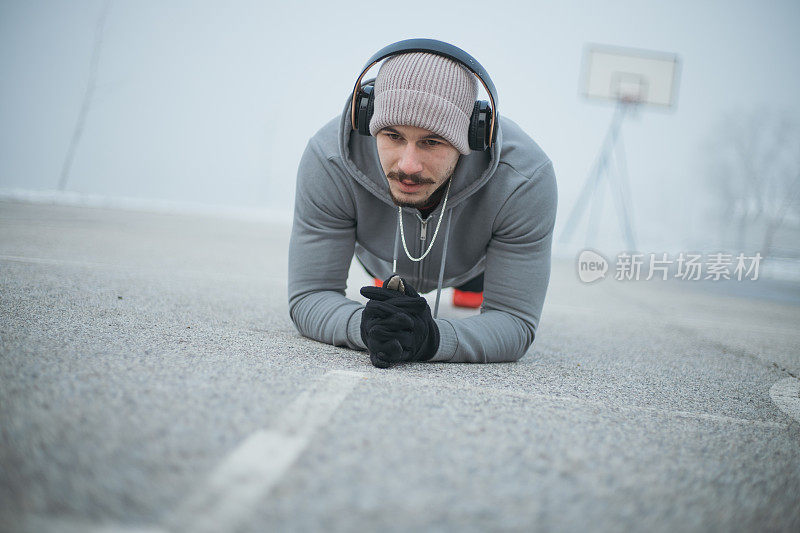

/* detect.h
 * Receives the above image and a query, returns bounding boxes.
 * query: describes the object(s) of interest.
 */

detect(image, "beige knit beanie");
[368,52,479,155]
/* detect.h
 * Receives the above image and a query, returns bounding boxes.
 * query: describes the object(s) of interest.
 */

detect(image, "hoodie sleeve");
[429,159,558,363]
[287,139,368,351]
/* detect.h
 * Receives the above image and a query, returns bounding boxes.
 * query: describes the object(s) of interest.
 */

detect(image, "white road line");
[164,370,365,533]
[769,377,800,424]
[390,374,789,429]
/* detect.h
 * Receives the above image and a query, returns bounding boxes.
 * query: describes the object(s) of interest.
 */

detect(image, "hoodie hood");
[335,81,504,318]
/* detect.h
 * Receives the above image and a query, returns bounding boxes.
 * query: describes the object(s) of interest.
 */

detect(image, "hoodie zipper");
[416,215,429,287]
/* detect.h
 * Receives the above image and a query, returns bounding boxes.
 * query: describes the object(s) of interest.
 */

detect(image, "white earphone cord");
[395,177,452,270]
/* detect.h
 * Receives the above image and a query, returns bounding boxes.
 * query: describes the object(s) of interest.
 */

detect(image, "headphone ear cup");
[355,85,375,136]
[366,90,375,132]
[468,100,492,151]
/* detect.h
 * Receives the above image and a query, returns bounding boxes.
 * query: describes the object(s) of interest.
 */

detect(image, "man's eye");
[386,133,401,140]
[422,139,440,147]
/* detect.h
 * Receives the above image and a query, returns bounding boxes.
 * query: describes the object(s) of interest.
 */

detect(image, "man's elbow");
[288,306,306,338]
[494,318,536,363]
[516,320,537,361]
[512,332,535,362]
[287,291,310,337]
[287,297,326,346]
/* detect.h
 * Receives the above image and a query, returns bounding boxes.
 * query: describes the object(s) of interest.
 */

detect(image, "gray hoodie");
[288,90,557,363]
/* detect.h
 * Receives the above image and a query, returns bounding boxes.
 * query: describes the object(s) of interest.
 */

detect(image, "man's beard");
[386,164,456,209]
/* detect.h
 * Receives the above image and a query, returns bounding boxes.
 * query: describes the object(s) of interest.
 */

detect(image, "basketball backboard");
[581,44,680,108]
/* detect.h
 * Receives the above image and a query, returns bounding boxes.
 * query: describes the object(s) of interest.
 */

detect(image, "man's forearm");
[289,290,366,351]
[429,310,534,363]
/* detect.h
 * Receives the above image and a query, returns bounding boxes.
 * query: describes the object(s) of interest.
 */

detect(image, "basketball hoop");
[560,43,681,252]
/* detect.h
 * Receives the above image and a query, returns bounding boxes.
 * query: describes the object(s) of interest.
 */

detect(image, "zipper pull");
[420,219,428,242]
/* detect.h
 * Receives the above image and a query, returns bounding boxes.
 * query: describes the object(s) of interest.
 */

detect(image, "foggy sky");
[1,0,799,252]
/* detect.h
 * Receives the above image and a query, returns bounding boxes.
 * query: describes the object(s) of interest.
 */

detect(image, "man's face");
[375,124,460,209]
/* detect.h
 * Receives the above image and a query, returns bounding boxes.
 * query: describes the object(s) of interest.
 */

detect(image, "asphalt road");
[1,200,799,532]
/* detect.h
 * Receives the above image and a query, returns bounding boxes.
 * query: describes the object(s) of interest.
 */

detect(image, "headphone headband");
[350,38,499,148]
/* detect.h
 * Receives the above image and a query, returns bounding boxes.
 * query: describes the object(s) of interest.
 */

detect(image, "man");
[288,43,557,367]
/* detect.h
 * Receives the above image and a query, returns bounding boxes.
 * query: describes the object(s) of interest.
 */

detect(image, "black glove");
[359,275,440,368]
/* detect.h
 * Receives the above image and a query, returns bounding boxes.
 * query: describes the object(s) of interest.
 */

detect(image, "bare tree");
[761,140,800,256]
[701,108,800,257]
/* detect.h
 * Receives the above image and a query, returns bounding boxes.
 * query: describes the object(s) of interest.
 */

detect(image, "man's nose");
[397,144,424,175]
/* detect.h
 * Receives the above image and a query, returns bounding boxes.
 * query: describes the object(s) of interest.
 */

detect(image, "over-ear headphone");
[351,38,499,152]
